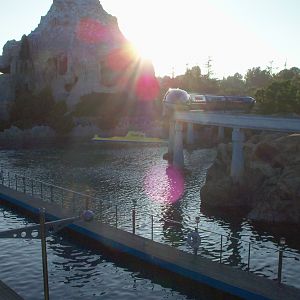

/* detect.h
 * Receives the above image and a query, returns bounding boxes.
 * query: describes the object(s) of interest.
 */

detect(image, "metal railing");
[0,168,299,285]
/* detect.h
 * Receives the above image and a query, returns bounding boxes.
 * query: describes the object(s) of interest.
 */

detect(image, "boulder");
[201,132,300,224]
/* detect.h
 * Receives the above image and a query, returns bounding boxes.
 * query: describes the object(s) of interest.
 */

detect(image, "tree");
[275,67,300,81]
[245,67,273,95]
[219,73,246,95]
[255,79,300,114]
[179,65,202,92]
[73,92,128,129]
[48,101,74,135]
[205,57,213,79]
[9,88,74,134]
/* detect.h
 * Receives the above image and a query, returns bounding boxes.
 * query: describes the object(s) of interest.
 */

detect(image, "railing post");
[41,182,43,200]
[8,172,10,188]
[61,189,64,207]
[247,242,251,271]
[100,201,102,221]
[23,176,26,193]
[277,237,286,284]
[151,215,154,240]
[15,174,18,191]
[220,235,223,263]
[85,197,89,210]
[72,193,75,213]
[40,208,50,300]
[31,179,34,195]
[50,186,53,202]
[132,200,137,235]
[115,205,118,228]
[196,216,200,231]
[132,207,136,235]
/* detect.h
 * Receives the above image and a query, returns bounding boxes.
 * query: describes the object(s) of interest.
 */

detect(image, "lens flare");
[76,18,109,44]
[144,165,184,203]
[105,44,136,71]
[135,72,159,101]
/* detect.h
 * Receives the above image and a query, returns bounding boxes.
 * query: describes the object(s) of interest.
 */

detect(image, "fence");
[0,168,299,285]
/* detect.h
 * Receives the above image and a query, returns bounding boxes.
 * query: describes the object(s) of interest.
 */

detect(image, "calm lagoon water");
[0,142,300,298]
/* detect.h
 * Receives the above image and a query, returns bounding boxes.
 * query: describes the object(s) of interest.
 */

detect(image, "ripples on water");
[1,206,211,300]
[0,142,300,296]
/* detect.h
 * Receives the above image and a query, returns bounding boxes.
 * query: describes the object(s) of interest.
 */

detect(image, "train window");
[194,95,204,102]
[206,95,225,102]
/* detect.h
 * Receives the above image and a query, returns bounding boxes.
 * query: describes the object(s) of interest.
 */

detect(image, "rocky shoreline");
[200,132,300,224]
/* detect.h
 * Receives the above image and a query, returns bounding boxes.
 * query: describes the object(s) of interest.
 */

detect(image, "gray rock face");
[201,133,300,224]
[0,75,15,119]
[0,0,142,118]
[0,125,55,140]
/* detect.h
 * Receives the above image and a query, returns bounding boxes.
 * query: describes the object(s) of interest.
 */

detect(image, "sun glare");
[104,0,216,77]
[101,0,285,77]
[132,41,153,61]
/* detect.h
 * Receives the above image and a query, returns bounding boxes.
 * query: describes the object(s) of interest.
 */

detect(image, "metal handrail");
[1,168,299,283]
[147,213,289,254]
[0,169,295,254]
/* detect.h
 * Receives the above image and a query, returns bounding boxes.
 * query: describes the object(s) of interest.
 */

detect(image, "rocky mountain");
[0,0,152,119]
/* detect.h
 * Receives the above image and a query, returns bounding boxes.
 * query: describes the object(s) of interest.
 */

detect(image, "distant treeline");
[158,66,300,114]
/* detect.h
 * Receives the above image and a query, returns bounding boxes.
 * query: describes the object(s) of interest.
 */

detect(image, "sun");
[131,41,153,61]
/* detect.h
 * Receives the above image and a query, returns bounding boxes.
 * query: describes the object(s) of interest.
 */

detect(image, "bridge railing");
[0,169,299,286]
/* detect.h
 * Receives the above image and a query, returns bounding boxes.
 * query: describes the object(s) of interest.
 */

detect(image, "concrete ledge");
[175,111,300,132]
[0,280,23,300]
[1,185,300,300]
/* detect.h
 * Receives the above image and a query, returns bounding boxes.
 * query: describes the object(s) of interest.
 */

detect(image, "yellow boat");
[92,131,166,144]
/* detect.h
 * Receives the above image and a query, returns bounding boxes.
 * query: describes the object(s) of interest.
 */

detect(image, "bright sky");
[1,0,299,78]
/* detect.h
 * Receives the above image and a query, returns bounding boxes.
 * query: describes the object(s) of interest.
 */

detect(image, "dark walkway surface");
[1,184,300,300]
[0,280,23,300]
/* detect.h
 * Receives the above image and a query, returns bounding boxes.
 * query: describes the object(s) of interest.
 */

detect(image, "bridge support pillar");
[218,126,225,142]
[167,121,175,161]
[187,123,194,145]
[173,121,184,168]
[231,128,245,183]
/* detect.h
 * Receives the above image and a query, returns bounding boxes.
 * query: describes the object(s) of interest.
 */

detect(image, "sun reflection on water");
[143,165,184,204]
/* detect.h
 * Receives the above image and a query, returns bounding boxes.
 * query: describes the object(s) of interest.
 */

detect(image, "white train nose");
[162,88,191,117]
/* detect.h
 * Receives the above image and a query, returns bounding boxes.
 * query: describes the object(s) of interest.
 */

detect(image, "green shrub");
[9,88,74,134]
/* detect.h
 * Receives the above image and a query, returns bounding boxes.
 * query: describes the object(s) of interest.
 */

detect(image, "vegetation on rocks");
[9,88,74,134]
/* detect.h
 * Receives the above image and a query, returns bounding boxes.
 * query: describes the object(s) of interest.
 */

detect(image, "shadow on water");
[201,204,300,251]
[48,228,240,300]
[0,204,242,300]
[161,202,185,247]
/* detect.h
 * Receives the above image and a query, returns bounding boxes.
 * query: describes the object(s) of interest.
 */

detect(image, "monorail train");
[163,89,255,114]
[189,93,255,112]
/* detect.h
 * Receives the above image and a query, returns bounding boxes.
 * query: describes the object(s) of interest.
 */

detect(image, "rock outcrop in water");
[0,0,155,119]
[201,133,300,224]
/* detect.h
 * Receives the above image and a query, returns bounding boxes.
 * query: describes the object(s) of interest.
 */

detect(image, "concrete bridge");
[168,111,300,182]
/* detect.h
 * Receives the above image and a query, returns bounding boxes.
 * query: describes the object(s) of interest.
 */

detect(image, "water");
[0,142,300,298]
[0,206,210,300]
